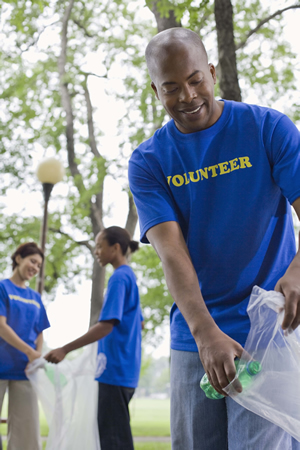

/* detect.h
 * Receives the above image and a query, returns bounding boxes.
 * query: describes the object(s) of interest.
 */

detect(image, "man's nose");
[178,85,197,103]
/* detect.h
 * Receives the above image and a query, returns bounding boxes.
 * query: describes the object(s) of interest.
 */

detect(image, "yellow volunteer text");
[167,156,252,187]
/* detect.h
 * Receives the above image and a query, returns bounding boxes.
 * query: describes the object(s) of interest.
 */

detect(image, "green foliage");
[1,0,299,322]
[0,209,92,299]
[131,246,172,343]
[140,350,154,379]
[112,0,299,155]
[233,0,298,108]
[138,354,170,396]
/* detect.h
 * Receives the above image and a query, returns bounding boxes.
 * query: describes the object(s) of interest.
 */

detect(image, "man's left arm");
[275,197,300,331]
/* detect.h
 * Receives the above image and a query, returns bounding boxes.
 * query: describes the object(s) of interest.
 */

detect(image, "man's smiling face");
[151,42,222,134]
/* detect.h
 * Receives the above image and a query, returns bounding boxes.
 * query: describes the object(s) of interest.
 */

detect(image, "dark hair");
[11,242,44,270]
[102,226,139,255]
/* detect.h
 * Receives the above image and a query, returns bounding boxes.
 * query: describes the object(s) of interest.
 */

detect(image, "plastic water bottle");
[200,359,262,400]
[45,364,68,388]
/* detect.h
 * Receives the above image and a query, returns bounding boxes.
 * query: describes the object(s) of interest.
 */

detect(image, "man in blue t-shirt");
[128,28,300,449]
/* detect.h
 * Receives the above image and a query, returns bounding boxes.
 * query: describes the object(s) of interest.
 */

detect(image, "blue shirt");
[96,265,142,388]
[128,100,300,351]
[0,279,50,380]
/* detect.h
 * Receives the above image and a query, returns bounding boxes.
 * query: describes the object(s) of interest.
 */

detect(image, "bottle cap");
[246,360,262,375]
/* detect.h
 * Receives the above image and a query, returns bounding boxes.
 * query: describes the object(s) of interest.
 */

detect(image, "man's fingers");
[282,292,298,330]
[207,368,226,396]
[239,348,252,362]
[223,359,243,393]
[208,360,238,395]
[274,279,281,293]
[290,301,300,330]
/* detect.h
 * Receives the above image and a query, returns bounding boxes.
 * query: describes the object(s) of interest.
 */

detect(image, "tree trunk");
[59,1,138,328]
[89,258,106,326]
[148,0,181,32]
[125,194,138,238]
[214,0,242,101]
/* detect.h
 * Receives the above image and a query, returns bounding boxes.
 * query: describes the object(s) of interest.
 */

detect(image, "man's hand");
[196,326,244,395]
[44,347,67,364]
[275,261,300,332]
[274,220,300,332]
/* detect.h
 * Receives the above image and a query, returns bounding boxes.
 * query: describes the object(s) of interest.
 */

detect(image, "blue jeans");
[170,349,300,450]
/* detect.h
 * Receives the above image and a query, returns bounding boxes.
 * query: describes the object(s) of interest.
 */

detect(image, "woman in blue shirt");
[45,226,143,450]
[0,242,50,450]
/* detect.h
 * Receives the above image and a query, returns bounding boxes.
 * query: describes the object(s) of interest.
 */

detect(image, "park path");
[134,436,171,442]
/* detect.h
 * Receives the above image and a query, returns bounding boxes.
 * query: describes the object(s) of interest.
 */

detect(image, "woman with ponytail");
[45,226,144,450]
[0,242,50,450]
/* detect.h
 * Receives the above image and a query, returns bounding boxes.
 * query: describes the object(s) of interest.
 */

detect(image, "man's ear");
[209,63,217,85]
[151,81,160,100]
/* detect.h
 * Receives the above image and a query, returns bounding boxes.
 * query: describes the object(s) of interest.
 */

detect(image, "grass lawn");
[1,441,47,450]
[1,396,170,448]
[1,440,171,450]
[134,443,171,450]
[130,397,170,437]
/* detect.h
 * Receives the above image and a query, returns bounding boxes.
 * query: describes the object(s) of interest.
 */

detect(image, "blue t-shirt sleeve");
[266,114,300,204]
[0,283,8,317]
[99,279,126,323]
[128,156,179,243]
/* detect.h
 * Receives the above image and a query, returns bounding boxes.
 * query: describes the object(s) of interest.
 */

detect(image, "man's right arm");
[147,221,244,395]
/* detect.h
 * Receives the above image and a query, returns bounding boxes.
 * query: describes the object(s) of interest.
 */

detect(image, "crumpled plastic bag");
[26,343,100,450]
[224,286,300,442]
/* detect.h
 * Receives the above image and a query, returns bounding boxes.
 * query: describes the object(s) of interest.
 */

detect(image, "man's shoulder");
[231,100,285,120]
[130,121,172,162]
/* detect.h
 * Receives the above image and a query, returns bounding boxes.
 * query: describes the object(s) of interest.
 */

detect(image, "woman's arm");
[35,332,43,353]
[0,315,41,362]
[45,319,115,364]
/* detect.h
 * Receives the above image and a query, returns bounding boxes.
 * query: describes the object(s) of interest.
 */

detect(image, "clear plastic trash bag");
[26,343,101,450]
[224,286,300,442]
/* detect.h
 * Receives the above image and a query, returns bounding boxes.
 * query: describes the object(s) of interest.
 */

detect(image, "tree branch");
[58,0,85,192]
[73,19,96,38]
[82,75,105,232]
[83,76,101,158]
[48,227,94,255]
[19,20,60,54]
[81,71,108,80]
[236,4,300,51]
[147,0,182,32]
[125,192,138,238]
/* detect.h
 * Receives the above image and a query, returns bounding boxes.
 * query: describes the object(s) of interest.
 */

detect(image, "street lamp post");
[36,157,65,294]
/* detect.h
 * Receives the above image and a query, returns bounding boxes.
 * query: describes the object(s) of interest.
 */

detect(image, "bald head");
[145,28,208,83]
